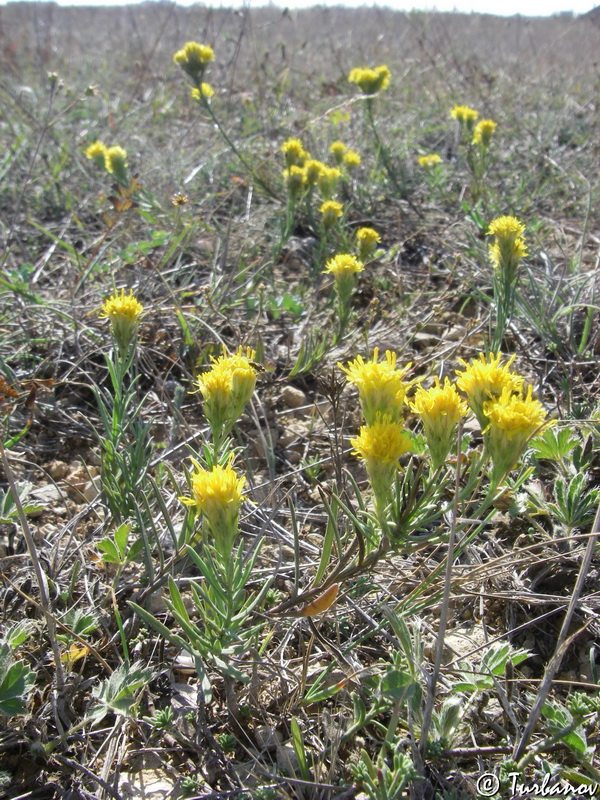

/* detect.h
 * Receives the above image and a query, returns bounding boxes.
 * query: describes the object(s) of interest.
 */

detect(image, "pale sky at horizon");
[7,0,598,17]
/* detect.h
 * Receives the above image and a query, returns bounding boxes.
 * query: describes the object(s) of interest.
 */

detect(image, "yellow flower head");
[317,165,342,198]
[483,385,551,484]
[191,83,215,100]
[472,119,497,146]
[410,377,468,469]
[283,165,307,198]
[324,254,363,309]
[356,227,381,261]
[343,150,361,170]
[340,348,412,426]
[418,153,443,169]
[487,215,527,278]
[100,289,143,352]
[324,253,364,278]
[487,216,525,240]
[195,346,258,438]
[173,41,214,80]
[351,417,412,515]
[348,65,391,95]
[450,104,479,126]
[320,199,343,228]
[105,145,128,181]
[455,352,523,430]
[304,158,326,186]
[281,137,309,168]
[183,458,246,557]
[85,140,108,169]
[330,141,347,164]
[351,418,412,465]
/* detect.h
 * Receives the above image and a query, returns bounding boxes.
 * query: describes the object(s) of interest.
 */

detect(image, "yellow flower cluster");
[356,227,381,261]
[280,137,359,207]
[487,215,527,279]
[324,253,364,278]
[351,417,412,506]
[99,289,143,353]
[340,349,413,522]
[473,119,497,146]
[173,41,214,81]
[456,352,551,482]
[191,83,215,101]
[196,346,259,440]
[182,458,246,558]
[281,137,309,167]
[484,385,550,483]
[330,141,347,164]
[450,104,479,126]
[324,253,364,307]
[343,150,361,170]
[418,153,442,169]
[85,141,129,182]
[348,65,391,95]
[340,348,411,427]
[456,352,522,429]
[320,199,344,227]
[410,378,468,469]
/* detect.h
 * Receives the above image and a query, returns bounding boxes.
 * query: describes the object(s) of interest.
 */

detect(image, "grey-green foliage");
[352,747,418,800]
[0,643,35,717]
[541,698,590,759]
[453,641,530,693]
[0,482,43,524]
[90,661,154,725]
[547,473,600,531]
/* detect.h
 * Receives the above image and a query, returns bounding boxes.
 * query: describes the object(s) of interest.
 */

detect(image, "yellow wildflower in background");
[191,83,215,101]
[348,65,391,95]
[410,378,468,469]
[304,159,326,187]
[182,458,246,558]
[418,153,443,169]
[281,137,309,168]
[356,227,381,261]
[104,145,128,183]
[340,348,412,426]
[100,289,143,353]
[450,104,479,128]
[317,165,342,198]
[196,346,258,440]
[483,385,551,484]
[283,165,307,198]
[487,215,528,280]
[173,41,214,81]
[343,150,361,170]
[455,352,523,430]
[472,119,497,146]
[85,140,108,169]
[330,141,347,164]
[320,199,343,227]
[351,417,412,515]
[324,253,364,307]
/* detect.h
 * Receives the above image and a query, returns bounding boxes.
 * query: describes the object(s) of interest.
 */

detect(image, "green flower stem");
[196,89,280,201]
[365,99,402,195]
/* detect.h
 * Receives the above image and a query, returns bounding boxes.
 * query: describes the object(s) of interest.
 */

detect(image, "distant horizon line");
[1,0,593,15]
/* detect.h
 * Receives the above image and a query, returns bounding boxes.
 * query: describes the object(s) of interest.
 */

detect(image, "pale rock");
[48,460,69,480]
[276,743,300,776]
[281,385,309,409]
[255,725,282,751]
[82,477,102,502]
